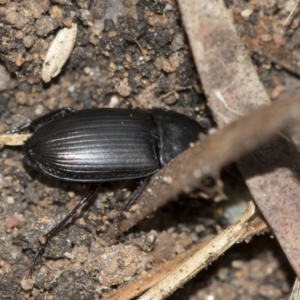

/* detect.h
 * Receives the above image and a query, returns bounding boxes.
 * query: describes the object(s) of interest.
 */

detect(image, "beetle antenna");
[6,107,77,135]
[29,183,99,275]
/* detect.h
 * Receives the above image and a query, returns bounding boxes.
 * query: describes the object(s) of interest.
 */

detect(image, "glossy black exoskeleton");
[6,107,205,273]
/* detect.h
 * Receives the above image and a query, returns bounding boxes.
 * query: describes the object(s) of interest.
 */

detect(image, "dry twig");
[178,0,300,277]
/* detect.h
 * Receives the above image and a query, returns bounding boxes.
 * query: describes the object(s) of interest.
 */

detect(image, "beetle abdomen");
[23,109,161,182]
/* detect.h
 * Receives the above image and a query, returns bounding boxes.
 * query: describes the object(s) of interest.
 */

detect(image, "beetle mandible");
[5,107,205,273]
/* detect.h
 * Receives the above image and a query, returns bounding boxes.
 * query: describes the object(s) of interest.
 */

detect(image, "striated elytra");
[23,108,203,181]
[7,107,205,274]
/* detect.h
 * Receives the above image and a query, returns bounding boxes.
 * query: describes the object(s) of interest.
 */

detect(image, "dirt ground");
[0,0,298,299]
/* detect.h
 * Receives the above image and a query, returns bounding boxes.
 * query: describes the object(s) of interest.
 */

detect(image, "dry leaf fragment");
[290,277,300,300]
[0,133,31,146]
[42,23,77,83]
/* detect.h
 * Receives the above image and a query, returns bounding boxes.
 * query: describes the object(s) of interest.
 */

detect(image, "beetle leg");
[118,177,150,219]
[5,107,76,134]
[29,183,99,275]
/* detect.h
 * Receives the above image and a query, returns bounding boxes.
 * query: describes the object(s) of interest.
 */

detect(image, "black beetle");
[6,107,205,273]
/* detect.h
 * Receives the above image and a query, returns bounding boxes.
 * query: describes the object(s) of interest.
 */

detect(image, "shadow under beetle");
[5,107,205,274]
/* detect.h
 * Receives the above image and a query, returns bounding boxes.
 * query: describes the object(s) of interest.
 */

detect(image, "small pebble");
[6,196,15,204]
[0,64,11,91]
[4,216,20,229]
[241,8,253,18]
[21,277,35,290]
[68,191,75,198]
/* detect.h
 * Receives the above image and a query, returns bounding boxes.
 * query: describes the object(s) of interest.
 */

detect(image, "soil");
[0,0,297,299]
